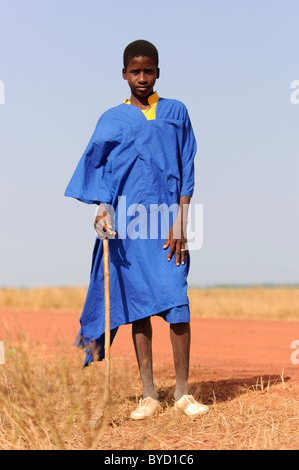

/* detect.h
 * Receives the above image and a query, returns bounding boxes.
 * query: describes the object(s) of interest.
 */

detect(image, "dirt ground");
[1,310,298,385]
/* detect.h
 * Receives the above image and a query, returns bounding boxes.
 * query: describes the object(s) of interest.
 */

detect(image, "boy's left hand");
[163,218,188,266]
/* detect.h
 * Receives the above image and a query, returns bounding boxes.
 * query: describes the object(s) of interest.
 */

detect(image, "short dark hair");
[123,40,159,70]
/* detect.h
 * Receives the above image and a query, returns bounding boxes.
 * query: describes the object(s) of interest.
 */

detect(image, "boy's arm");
[163,106,196,265]
[163,196,191,266]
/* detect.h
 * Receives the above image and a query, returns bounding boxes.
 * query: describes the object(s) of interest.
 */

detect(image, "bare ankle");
[143,389,158,400]
[174,387,188,401]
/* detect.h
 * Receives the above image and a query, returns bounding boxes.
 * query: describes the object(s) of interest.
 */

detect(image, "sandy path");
[0,310,298,384]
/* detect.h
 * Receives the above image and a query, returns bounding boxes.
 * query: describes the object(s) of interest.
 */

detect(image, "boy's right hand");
[94,203,117,239]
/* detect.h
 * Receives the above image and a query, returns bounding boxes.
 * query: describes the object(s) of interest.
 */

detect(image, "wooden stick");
[103,237,111,406]
[88,236,111,428]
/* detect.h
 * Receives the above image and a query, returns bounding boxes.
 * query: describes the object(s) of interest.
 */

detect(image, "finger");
[103,216,117,235]
[180,240,188,264]
[96,219,106,232]
[167,240,176,261]
[104,225,117,236]
[106,213,113,230]
[98,218,114,236]
[94,216,103,229]
[163,238,170,249]
[106,230,117,239]
[95,226,106,238]
[103,226,117,237]
[176,242,181,266]
[181,249,189,264]
[95,220,112,237]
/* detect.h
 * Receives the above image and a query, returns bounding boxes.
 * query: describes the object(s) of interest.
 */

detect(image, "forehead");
[126,55,157,69]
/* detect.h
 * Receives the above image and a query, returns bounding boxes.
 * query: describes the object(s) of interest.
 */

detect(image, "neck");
[130,91,155,109]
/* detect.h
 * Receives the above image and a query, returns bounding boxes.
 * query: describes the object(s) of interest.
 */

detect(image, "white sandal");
[174,394,209,417]
[130,397,159,420]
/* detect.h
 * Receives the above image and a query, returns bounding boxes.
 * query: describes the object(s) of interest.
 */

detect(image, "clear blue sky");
[0,0,298,287]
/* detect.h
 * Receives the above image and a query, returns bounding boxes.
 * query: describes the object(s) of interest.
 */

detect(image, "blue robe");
[65,97,197,366]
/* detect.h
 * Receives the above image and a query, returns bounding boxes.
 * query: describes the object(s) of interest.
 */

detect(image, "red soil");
[0,310,298,385]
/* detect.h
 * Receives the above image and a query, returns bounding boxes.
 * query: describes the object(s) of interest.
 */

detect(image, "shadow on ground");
[155,374,290,407]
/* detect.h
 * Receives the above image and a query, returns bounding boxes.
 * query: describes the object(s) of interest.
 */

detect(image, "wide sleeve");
[179,107,197,198]
[64,113,120,205]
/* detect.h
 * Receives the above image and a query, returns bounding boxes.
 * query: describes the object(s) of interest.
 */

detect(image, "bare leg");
[170,322,190,401]
[132,317,157,400]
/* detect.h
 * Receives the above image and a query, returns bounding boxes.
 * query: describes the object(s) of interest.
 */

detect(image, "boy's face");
[123,56,159,100]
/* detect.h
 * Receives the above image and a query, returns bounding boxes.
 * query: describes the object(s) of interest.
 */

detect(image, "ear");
[156,67,160,79]
[122,68,127,80]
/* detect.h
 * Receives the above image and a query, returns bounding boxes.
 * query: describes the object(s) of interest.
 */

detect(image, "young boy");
[65,40,209,419]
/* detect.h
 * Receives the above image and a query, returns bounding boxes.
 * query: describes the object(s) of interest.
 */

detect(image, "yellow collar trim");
[148,91,159,105]
[124,91,159,106]
[124,92,159,120]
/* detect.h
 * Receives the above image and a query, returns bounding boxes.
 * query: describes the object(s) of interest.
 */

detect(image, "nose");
[138,72,148,83]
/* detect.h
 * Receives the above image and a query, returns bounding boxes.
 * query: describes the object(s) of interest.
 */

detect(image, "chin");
[135,89,153,97]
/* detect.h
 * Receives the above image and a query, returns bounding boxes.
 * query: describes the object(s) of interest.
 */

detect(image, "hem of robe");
[74,303,190,368]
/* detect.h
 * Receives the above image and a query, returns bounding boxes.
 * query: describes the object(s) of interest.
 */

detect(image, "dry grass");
[0,335,298,450]
[1,286,299,321]
[189,286,299,321]
[0,286,299,450]
[0,287,87,312]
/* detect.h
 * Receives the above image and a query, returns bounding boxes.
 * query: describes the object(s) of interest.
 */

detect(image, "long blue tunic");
[65,97,197,365]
